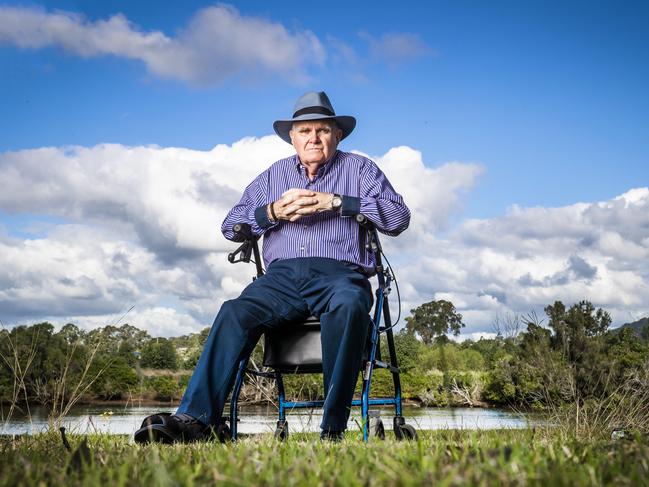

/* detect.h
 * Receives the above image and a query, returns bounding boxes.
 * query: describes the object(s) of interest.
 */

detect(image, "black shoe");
[134,413,212,444]
[320,429,345,442]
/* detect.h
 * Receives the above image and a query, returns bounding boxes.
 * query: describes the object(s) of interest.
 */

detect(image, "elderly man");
[135,91,410,443]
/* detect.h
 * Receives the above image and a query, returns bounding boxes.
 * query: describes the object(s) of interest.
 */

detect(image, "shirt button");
[303,224,308,229]
[300,246,305,251]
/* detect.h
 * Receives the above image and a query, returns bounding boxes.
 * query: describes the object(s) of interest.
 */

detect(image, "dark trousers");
[176,257,373,431]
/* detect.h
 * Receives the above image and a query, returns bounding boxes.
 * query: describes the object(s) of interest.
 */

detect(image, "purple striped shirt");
[221,150,410,270]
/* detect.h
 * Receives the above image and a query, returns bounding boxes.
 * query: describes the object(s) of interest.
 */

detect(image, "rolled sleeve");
[222,170,276,241]
[254,205,276,229]
[358,159,410,236]
[341,196,360,217]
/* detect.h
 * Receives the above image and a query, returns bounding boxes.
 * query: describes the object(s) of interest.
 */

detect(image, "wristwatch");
[331,194,343,213]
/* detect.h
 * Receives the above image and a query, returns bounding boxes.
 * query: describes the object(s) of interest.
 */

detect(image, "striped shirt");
[221,150,410,271]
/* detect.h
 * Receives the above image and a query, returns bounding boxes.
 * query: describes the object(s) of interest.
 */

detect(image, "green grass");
[1,429,648,486]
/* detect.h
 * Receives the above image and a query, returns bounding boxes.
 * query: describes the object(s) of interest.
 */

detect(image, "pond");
[1,404,541,436]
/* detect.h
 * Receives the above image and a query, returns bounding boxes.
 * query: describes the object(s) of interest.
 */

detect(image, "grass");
[1,429,648,486]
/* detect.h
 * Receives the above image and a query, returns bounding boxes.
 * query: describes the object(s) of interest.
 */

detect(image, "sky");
[0,0,648,338]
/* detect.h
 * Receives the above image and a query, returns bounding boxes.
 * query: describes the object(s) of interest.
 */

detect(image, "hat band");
[293,106,335,118]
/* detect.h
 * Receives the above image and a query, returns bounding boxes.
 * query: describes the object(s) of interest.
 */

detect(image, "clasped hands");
[269,188,334,223]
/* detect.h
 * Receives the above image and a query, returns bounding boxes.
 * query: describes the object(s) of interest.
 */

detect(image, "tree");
[545,300,613,400]
[545,300,611,363]
[392,330,424,372]
[116,323,151,350]
[491,312,522,340]
[405,300,465,345]
[90,356,138,400]
[57,323,85,344]
[140,338,178,370]
[0,322,72,405]
[519,322,552,357]
[642,324,649,342]
[604,327,649,382]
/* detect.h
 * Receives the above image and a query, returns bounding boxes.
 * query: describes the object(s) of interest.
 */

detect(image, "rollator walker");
[221,214,417,442]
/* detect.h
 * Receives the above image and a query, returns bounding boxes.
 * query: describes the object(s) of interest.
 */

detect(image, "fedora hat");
[273,91,356,144]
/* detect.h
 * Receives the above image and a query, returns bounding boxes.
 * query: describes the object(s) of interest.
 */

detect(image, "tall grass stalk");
[543,359,649,441]
[48,338,115,428]
[0,322,39,432]
[48,306,136,427]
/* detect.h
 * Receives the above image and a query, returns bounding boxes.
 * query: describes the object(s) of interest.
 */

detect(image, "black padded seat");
[263,316,323,373]
[262,316,378,374]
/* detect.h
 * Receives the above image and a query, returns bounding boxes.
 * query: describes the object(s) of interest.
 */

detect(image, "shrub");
[140,338,178,370]
[90,356,138,400]
[148,376,180,401]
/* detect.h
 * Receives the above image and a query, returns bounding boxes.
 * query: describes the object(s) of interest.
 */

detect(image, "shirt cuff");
[254,205,275,229]
[341,196,360,217]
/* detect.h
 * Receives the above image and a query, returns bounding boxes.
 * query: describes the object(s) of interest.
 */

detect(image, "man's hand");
[272,188,334,222]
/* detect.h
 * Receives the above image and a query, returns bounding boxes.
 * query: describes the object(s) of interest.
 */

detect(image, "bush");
[90,356,138,400]
[283,374,323,401]
[483,358,517,404]
[147,376,180,401]
[140,338,178,370]
[391,332,425,372]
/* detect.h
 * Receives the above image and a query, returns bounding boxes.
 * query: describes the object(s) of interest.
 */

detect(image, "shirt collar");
[294,150,339,179]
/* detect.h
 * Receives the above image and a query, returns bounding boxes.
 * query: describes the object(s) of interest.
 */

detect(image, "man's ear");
[336,129,343,143]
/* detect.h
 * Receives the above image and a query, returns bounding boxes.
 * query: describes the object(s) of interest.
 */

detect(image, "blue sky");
[3,0,647,215]
[0,1,648,336]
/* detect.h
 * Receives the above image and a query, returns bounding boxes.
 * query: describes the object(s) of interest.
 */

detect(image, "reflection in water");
[2,405,540,436]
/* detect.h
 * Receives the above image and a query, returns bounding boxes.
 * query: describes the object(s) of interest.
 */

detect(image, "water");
[1,404,540,436]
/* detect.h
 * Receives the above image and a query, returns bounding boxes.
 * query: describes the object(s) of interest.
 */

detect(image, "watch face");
[332,196,342,209]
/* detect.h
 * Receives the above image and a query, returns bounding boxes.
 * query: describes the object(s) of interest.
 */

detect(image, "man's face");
[289,120,342,166]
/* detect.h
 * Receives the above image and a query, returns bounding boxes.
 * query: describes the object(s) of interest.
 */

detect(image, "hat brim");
[273,114,356,144]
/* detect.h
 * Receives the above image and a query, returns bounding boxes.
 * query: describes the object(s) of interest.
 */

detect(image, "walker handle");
[233,223,253,241]
[355,214,375,230]
[355,214,381,253]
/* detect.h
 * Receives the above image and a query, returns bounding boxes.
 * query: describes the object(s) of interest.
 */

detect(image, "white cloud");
[0,137,647,338]
[359,31,435,66]
[0,4,325,85]
[0,5,438,86]
[59,307,204,338]
[396,187,649,335]
[0,137,295,259]
[375,146,483,233]
[0,137,296,334]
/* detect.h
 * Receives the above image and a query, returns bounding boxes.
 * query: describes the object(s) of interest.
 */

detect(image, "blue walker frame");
[223,214,417,442]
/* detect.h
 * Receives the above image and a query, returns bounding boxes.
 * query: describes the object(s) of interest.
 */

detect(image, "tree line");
[1,299,648,409]
[400,299,649,408]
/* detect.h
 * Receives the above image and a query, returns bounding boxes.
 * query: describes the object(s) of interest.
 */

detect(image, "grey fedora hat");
[273,91,356,144]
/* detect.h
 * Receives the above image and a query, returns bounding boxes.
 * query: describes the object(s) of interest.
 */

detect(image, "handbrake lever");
[355,214,381,253]
[228,223,255,263]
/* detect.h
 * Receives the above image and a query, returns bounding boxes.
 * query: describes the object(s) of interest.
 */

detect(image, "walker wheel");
[369,417,386,440]
[274,420,289,441]
[216,421,232,442]
[397,423,417,441]
[393,416,417,441]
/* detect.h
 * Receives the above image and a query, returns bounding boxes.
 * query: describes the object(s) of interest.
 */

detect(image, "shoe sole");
[134,425,178,444]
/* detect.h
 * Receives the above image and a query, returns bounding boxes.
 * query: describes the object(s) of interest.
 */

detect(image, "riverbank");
[1,392,483,409]
[2,405,541,436]
[64,396,429,408]
[1,429,647,486]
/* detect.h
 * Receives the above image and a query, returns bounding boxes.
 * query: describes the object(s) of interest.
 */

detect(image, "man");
[135,91,410,443]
